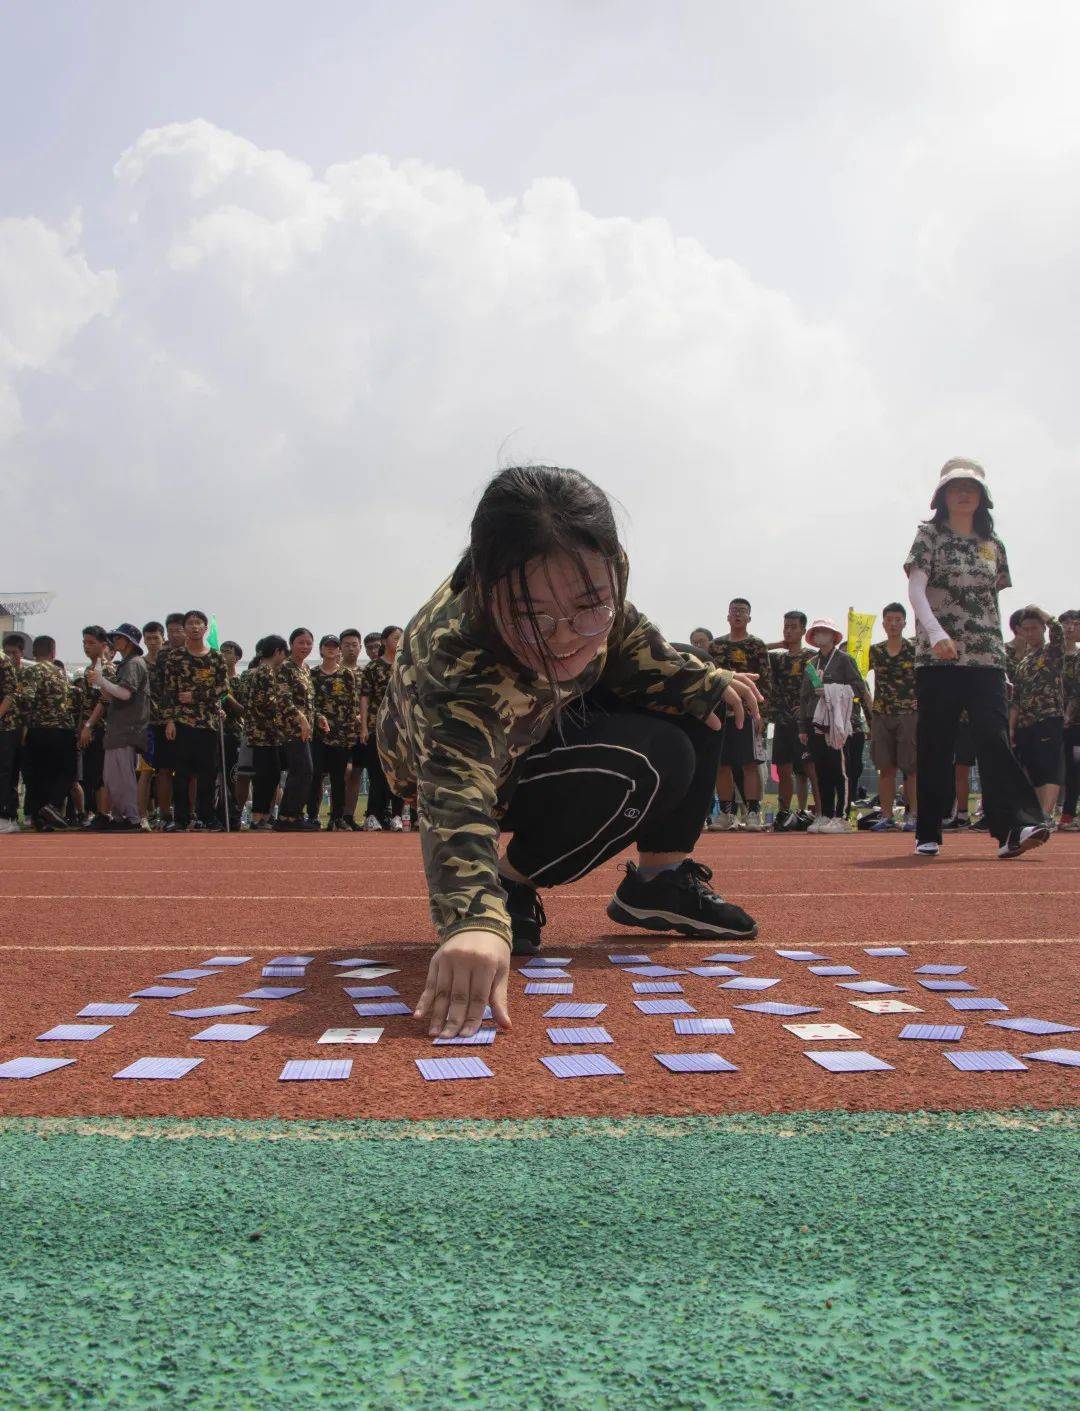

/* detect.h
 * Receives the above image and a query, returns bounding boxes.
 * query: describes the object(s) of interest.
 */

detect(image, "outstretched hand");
[414,931,512,1040]
[714,672,763,729]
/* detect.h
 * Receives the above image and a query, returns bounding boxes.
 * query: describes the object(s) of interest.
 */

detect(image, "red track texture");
[0,832,1077,1120]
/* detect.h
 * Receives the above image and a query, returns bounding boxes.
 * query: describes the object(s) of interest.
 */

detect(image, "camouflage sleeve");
[358,663,374,701]
[161,652,179,721]
[904,523,934,577]
[600,604,733,719]
[1048,618,1065,668]
[750,639,772,710]
[414,681,513,949]
[995,537,1012,592]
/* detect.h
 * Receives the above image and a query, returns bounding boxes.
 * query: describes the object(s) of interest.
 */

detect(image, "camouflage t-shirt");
[1064,650,1080,730]
[1013,620,1065,729]
[27,661,77,730]
[709,634,771,715]
[769,648,815,726]
[312,665,360,747]
[243,664,296,747]
[73,660,118,733]
[377,580,735,949]
[279,660,314,739]
[145,650,170,726]
[360,657,392,719]
[1004,639,1027,685]
[162,648,228,730]
[0,653,17,732]
[904,522,1011,670]
[868,639,917,715]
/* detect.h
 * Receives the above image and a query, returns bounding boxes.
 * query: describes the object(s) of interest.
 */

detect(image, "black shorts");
[771,721,809,774]
[150,723,175,772]
[719,716,762,769]
[350,738,367,768]
[81,735,106,794]
[1016,717,1065,788]
[954,717,977,768]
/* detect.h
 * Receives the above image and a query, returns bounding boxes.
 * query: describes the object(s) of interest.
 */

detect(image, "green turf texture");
[1,1109,1076,1410]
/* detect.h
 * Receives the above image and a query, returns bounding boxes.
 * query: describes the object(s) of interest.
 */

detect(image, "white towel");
[813,683,854,750]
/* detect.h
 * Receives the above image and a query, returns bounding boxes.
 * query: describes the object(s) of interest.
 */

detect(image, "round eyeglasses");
[516,603,616,645]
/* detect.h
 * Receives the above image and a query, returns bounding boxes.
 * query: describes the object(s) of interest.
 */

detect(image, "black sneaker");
[772,808,794,832]
[968,814,990,831]
[301,818,322,832]
[37,804,69,830]
[607,860,758,939]
[998,824,1051,859]
[249,818,273,832]
[341,817,362,832]
[794,810,814,832]
[273,818,304,832]
[501,876,547,956]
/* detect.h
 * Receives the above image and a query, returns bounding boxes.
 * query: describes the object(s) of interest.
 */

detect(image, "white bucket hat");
[931,457,993,510]
[805,617,844,647]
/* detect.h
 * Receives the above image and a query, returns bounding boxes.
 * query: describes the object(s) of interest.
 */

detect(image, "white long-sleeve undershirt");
[907,568,949,647]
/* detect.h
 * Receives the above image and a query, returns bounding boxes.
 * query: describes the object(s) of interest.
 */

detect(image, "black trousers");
[217,732,241,826]
[501,695,720,887]
[366,739,404,823]
[809,730,848,818]
[0,730,18,820]
[844,730,866,801]
[252,745,282,814]
[309,740,349,820]
[1064,725,1080,817]
[279,737,313,818]
[172,724,218,827]
[916,667,1043,845]
[25,727,78,817]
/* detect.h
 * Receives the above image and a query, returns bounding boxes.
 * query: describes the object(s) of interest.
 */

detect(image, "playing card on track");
[685,966,739,977]
[192,1024,267,1042]
[1022,1049,1080,1066]
[158,969,221,981]
[519,968,571,980]
[608,953,651,964]
[171,1004,260,1018]
[545,1002,606,1019]
[945,1050,1027,1072]
[947,997,1007,1012]
[850,999,923,1014]
[899,1024,965,1041]
[343,985,400,999]
[330,958,379,967]
[546,1026,613,1045]
[130,986,195,999]
[864,947,908,957]
[783,1023,860,1041]
[624,965,687,978]
[524,982,573,995]
[268,955,314,966]
[262,966,307,978]
[703,953,753,964]
[805,1050,894,1073]
[540,1053,624,1079]
[633,998,695,1015]
[525,957,572,967]
[239,987,304,1000]
[917,979,974,992]
[77,1003,138,1018]
[736,1002,822,1017]
[673,1017,734,1036]
[809,965,859,977]
[433,1028,497,1046]
[839,981,905,994]
[416,1056,493,1081]
[319,1028,384,1044]
[279,1059,352,1081]
[720,977,780,991]
[987,1017,1078,1036]
[335,967,399,980]
[353,1001,412,1016]
[774,950,827,962]
[202,956,252,966]
[37,1024,111,1041]
[0,1057,76,1079]
[114,1057,203,1080]
[915,965,968,975]
[654,1052,738,1073]
[632,981,684,994]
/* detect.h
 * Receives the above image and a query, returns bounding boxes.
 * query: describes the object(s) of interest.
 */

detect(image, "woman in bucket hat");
[904,458,1048,859]
[797,618,872,832]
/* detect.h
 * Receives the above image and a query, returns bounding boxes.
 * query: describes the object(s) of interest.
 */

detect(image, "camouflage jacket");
[904,522,1011,670]
[162,648,228,730]
[1064,650,1080,730]
[280,660,314,739]
[0,653,17,732]
[312,665,360,747]
[1012,619,1065,729]
[377,579,734,949]
[73,660,118,734]
[868,639,917,715]
[360,657,392,719]
[709,634,771,715]
[27,661,77,730]
[769,648,815,726]
[243,663,296,747]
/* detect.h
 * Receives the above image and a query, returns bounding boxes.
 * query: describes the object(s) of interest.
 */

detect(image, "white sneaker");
[710,812,737,831]
[807,816,827,833]
[827,817,851,833]
[389,816,403,832]
[744,812,763,832]
[0,817,19,834]
[364,816,383,831]
[915,841,940,856]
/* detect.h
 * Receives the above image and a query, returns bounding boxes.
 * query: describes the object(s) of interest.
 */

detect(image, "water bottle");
[401,804,412,833]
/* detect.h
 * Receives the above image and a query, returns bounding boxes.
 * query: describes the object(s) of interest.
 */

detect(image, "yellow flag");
[846,609,876,676]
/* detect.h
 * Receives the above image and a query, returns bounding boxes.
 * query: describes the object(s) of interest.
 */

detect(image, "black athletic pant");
[366,739,404,823]
[279,738,313,818]
[252,745,282,814]
[916,666,1043,846]
[501,693,721,887]
[172,724,218,827]
[309,740,349,820]
[844,731,865,802]
[1062,725,1079,817]
[0,730,18,820]
[809,730,848,818]
[217,733,240,827]
[25,727,78,817]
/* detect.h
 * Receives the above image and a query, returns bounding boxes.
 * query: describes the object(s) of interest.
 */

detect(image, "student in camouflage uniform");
[378,465,763,1041]
[0,647,19,831]
[23,635,79,830]
[244,635,294,830]
[163,610,228,831]
[340,628,366,830]
[1010,607,1066,818]
[309,633,360,829]
[275,628,316,831]
[217,640,245,829]
[905,458,1046,858]
[768,611,816,830]
[1059,610,1080,830]
[361,627,405,830]
[1004,609,1027,685]
[709,599,772,830]
[75,625,117,827]
[2,632,33,823]
[867,603,918,830]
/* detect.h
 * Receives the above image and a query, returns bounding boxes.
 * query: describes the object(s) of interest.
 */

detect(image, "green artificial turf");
[0,1110,1076,1410]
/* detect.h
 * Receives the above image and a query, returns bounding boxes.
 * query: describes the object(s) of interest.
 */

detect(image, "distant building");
[0,591,56,647]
